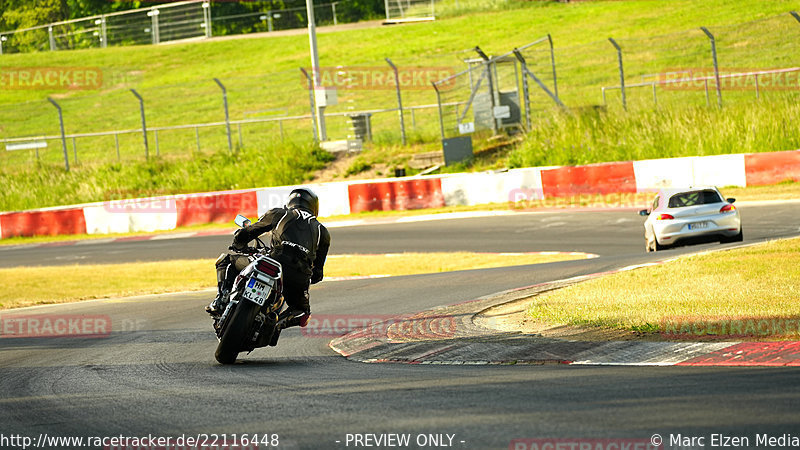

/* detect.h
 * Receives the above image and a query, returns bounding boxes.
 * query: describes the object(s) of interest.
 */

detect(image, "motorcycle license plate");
[688,221,709,230]
[243,277,270,306]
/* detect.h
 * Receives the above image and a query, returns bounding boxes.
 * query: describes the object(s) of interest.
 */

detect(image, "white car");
[639,186,742,252]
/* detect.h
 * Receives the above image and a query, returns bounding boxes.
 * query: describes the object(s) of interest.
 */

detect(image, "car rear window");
[668,190,722,208]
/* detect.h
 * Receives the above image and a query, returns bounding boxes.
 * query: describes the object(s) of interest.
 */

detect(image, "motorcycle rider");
[206,188,330,330]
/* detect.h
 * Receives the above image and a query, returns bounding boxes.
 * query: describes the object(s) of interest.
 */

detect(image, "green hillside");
[2,0,800,211]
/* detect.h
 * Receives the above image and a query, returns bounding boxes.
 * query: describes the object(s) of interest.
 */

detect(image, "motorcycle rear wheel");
[215,300,260,364]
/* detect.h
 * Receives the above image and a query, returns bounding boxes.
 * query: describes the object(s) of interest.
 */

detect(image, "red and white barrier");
[745,150,800,186]
[256,182,352,218]
[0,207,87,238]
[633,154,747,191]
[347,177,445,213]
[441,167,547,206]
[1,148,799,239]
[83,199,178,235]
[540,161,637,196]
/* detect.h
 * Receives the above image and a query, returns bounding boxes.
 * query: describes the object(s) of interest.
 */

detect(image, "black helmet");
[287,188,319,216]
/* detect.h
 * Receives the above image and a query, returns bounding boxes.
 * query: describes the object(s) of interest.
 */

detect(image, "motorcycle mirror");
[234,214,251,228]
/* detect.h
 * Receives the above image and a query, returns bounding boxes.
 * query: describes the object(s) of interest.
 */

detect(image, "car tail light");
[720,204,736,213]
[656,214,674,220]
[256,259,280,277]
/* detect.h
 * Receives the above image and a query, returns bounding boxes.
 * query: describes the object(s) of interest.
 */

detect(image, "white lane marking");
[541,221,567,228]
[150,232,198,240]
[322,275,391,282]
[74,238,116,245]
[54,255,88,261]
[395,210,515,223]
[618,262,660,271]
[325,220,367,228]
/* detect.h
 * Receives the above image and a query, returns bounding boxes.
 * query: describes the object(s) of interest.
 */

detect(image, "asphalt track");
[1,203,800,449]
[3,202,800,267]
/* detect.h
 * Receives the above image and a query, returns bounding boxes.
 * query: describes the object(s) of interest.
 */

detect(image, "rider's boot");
[206,261,237,316]
[269,308,310,346]
[281,308,310,328]
[205,282,229,316]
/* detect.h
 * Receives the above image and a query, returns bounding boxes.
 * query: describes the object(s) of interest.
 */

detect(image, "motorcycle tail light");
[256,259,280,277]
[720,204,736,213]
[657,214,675,220]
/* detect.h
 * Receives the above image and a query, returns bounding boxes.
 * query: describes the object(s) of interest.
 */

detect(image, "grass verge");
[0,143,335,213]
[0,251,586,310]
[526,237,800,340]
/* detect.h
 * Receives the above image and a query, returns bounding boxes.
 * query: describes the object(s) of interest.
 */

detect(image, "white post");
[306,0,327,141]
[48,26,56,51]
[202,2,212,38]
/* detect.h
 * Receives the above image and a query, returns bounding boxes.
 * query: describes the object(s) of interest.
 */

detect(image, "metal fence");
[0,1,208,54]
[432,11,800,143]
[3,10,800,170]
[0,55,461,169]
[384,0,436,23]
[432,38,561,140]
[0,0,349,55]
[586,11,800,111]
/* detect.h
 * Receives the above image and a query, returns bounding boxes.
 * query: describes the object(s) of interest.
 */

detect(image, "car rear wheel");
[721,227,743,244]
[646,237,667,252]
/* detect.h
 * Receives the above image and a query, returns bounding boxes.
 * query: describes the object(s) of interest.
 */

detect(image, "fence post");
[98,16,108,48]
[300,68,319,142]
[130,89,150,160]
[547,33,558,100]
[48,26,56,51]
[652,82,657,106]
[47,97,70,171]
[608,38,626,111]
[332,3,338,26]
[474,46,499,134]
[433,82,445,141]
[268,11,274,32]
[203,2,212,38]
[306,0,327,142]
[700,27,722,108]
[513,49,564,108]
[213,78,234,153]
[386,58,407,145]
[0,34,5,54]
[149,8,160,45]
[196,127,201,152]
[519,56,532,130]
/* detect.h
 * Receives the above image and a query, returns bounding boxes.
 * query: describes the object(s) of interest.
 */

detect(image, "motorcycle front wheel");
[215,300,260,364]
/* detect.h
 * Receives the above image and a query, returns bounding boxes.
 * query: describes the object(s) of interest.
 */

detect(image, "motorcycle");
[212,214,291,364]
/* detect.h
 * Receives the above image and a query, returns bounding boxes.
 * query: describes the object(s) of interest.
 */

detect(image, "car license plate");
[243,277,269,306]
[688,221,709,230]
